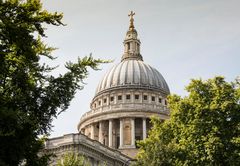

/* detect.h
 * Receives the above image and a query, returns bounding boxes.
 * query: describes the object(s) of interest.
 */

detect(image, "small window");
[103,98,107,103]
[152,96,155,101]
[98,101,101,105]
[118,95,122,100]
[165,100,167,105]
[143,95,148,100]
[127,42,130,50]
[110,96,114,102]
[126,94,131,100]
[135,94,139,100]
[159,98,162,103]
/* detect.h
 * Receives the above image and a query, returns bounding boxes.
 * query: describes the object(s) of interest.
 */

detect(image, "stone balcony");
[80,102,169,121]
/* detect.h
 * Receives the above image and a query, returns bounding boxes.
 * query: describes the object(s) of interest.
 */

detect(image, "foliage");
[135,77,240,166]
[0,0,107,165]
[56,153,108,166]
[56,153,91,166]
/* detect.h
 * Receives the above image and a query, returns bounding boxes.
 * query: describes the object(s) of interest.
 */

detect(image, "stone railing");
[80,103,169,121]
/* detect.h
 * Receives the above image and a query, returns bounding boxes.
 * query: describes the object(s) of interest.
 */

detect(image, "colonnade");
[87,118,148,149]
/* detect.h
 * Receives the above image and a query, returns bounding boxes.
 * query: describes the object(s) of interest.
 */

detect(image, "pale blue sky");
[42,0,240,137]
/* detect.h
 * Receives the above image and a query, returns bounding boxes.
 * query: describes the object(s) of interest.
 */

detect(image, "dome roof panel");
[95,59,170,95]
[119,60,128,85]
[126,60,134,84]
[138,61,148,85]
[111,62,121,86]
[105,66,116,88]
[133,60,140,84]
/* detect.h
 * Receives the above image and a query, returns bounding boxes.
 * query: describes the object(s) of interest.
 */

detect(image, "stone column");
[99,121,103,144]
[91,124,95,140]
[131,118,135,147]
[143,118,147,139]
[109,119,113,147]
[119,119,124,148]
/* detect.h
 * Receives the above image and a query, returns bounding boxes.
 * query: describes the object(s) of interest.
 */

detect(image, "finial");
[128,11,135,30]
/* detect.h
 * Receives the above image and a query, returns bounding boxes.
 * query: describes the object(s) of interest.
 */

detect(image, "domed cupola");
[121,11,143,62]
[95,11,170,97]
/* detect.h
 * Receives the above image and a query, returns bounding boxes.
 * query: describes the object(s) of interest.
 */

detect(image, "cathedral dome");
[94,11,169,97]
[78,12,171,158]
[95,59,170,95]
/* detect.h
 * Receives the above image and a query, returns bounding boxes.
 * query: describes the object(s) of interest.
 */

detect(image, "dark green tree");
[0,0,106,165]
[135,77,240,166]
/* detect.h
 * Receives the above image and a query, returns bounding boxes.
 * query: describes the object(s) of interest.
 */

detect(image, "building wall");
[44,133,132,166]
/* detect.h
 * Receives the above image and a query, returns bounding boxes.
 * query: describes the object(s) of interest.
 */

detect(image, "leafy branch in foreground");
[0,0,108,165]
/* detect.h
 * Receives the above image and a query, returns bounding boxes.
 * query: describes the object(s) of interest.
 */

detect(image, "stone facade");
[44,133,131,166]
[78,88,169,158]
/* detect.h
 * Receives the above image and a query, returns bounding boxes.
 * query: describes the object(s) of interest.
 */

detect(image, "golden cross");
[128,11,135,20]
[128,11,135,30]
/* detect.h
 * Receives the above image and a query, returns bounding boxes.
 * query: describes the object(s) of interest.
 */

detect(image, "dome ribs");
[134,60,141,84]
[144,64,154,86]
[120,61,128,85]
[129,60,134,84]
[138,61,148,86]
[112,61,125,87]
[106,64,118,88]
[100,66,114,91]
[95,60,170,96]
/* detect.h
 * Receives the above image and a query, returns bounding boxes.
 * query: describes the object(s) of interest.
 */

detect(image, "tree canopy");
[56,153,107,166]
[135,77,240,166]
[56,153,91,166]
[0,0,106,165]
